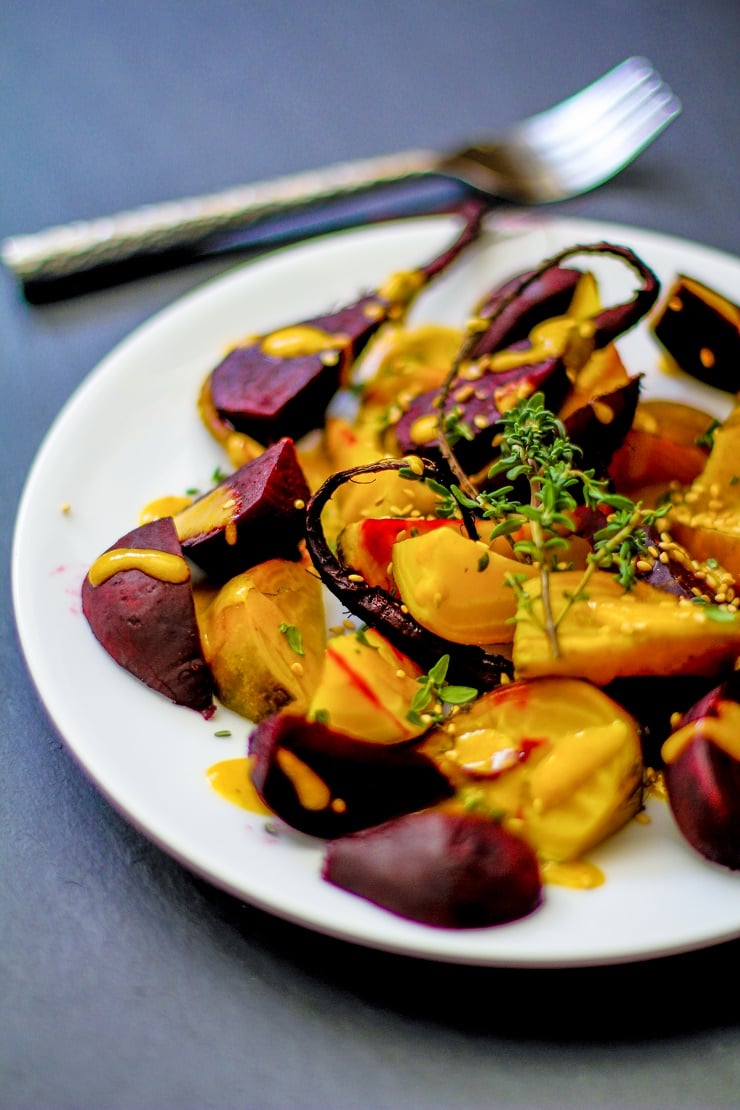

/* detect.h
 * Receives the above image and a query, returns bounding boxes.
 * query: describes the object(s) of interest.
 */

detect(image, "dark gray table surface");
[3,2,739,1107]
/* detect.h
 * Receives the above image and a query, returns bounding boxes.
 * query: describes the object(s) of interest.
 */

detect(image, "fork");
[2,56,679,297]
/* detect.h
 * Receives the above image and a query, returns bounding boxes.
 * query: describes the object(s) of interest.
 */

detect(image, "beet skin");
[323,810,543,928]
[81,516,214,713]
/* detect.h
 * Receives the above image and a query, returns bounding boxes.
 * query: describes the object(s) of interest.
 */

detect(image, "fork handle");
[2,148,455,291]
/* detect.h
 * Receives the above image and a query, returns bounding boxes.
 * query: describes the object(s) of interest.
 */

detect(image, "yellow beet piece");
[513,569,740,685]
[669,401,740,579]
[433,677,642,862]
[308,626,425,744]
[199,557,326,722]
[392,526,536,645]
[321,416,438,541]
[356,322,462,408]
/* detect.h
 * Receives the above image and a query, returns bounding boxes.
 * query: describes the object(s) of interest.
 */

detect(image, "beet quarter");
[175,438,310,582]
[81,516,213,713]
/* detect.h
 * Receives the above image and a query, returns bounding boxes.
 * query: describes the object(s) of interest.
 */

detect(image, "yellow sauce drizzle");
[260,325,348,358]
[541,858,605,889]
[486,316,576,373]
[138,495,194,524]
[661,701,740,764]
[275,747,331,810]
[207,757,273,815]
[87,548,189,586]
[377,269,425,304]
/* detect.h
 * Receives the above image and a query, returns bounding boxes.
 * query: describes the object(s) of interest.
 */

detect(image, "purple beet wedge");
[81,516,214,713]
[652,274,740,394]
[562,375,641,474]
[392,354,570,473]
[471,265,583,357]
[206,201,487,444]
[391,242,658,475]
[248,713,454,839]
[323,811,543,928]
[175,438,310,583]
[662,673,740,870]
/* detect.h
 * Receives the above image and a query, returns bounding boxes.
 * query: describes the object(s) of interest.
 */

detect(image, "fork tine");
[535,80,680,161]
[514,57,670,147]
[553,92,681,191]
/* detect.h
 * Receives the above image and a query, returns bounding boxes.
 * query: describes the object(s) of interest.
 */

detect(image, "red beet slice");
[323,811,543,928]
[392,354,570,473]
[652,274,740,394]
[471,265,582,357]
[208,201,486,444]
[81,517,214,713]
[662,674,740,870]
[562,376,641,474]
[248,713,454,838]
[176,438,310,582]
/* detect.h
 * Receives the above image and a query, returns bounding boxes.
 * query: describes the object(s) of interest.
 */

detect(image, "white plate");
[12,213,740,967]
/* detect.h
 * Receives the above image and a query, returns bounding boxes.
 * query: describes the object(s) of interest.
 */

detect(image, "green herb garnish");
[279,623,304,656]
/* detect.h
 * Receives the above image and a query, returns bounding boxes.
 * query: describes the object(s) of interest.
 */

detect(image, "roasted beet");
[248,713,454,838]
[81,517,214,713]
[562,376,641,474]
[323,811,543,928]
[652,274,740,393]
[175,439,310,582]
[605,675,720,768]
[471,265,583,356]
[662,674,740,870]
[206,201,486,444]
[392,355,570,473]
[304,457,513,691]
[391,242,658,475]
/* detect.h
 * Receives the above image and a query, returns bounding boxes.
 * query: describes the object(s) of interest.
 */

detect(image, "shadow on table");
[194,876,739,1043]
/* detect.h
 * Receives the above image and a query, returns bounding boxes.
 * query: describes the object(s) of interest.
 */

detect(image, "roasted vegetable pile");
[82,208,740,929]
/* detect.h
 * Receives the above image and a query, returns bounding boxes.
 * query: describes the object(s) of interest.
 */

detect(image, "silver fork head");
[514,57,675,146]
[510,57,681,200]
[446,57,681,204]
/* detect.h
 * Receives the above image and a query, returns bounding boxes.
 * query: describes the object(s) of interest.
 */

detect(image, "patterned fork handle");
[1,149,441,283]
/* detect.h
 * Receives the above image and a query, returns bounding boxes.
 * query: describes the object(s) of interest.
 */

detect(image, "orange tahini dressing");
[661,702,740,764]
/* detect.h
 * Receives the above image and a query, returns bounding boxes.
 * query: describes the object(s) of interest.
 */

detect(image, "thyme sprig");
[407,654,478,727]
[434,392,669,657]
